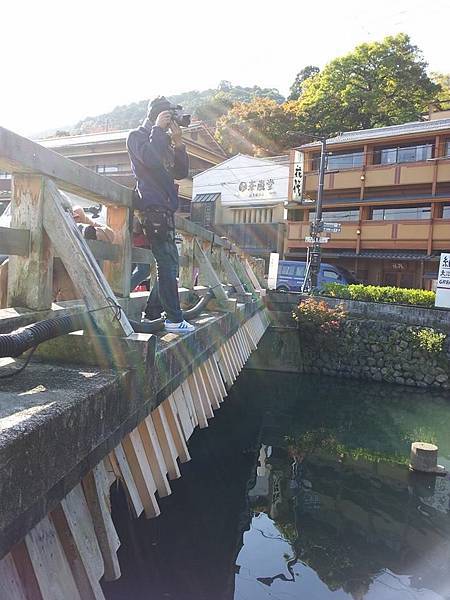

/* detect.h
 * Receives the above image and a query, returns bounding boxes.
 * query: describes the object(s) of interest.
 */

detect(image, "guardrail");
[0,126,265,336]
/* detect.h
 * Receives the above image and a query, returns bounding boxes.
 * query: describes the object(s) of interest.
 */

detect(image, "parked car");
[276,260,357,292]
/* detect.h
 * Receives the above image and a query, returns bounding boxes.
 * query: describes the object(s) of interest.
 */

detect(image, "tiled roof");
[301,118,450,149]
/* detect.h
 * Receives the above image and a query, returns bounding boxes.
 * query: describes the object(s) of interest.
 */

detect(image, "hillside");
[68,82,285,135]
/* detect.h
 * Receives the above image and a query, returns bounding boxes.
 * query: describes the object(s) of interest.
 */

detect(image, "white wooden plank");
[151,406,181,480]
[171,386,194,440]
[122,430,160,519]
[0,553,28,600]
[25,515,83,600]
[210,355,228,399]
[162,396,191,463]
[187,373,208,428]
[112,443,144,518]
[82,464,121,581]
[192,369,214,419]
[60,484,105,598]
[138,418,172,498]
[199,362,220,410]
[204,358,223,406]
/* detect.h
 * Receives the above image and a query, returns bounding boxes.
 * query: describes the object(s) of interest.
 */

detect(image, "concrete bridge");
[0,126,269,599]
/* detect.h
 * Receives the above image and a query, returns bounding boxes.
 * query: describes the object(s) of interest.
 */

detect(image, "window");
[312,151,364,171]
[371,205,431,220]
[0,172,11,179]
[374,144,432,165]
[309,209,359,222]
[96,165,119,174]
[323,269,341,281]
[445,141,450,158]
[442,205,450,218]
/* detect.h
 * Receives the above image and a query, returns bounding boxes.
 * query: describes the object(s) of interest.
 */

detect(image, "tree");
[289,34,439,136]
[288,65,320,100]
[431,72,450,107]
[215,98,300,156]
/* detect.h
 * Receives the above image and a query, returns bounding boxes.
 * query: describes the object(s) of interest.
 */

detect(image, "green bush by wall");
[322,283,436,308]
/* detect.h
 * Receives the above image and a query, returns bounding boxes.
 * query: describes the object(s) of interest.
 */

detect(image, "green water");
[104,371,450,600]
[234,372,450,600]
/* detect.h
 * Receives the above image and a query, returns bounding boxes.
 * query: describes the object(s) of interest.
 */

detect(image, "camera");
[168,104,191,128]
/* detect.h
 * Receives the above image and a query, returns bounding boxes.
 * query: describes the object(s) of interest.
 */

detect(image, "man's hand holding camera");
[155,110,184,148]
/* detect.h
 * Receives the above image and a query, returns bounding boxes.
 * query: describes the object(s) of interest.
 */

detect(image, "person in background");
[127,96,194,332]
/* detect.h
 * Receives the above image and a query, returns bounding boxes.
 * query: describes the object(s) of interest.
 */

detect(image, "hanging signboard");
[322,222,341,233]
[305,236,329,244]
[267,253,279,290]
[435,253,450,308]
[292,150,304,201]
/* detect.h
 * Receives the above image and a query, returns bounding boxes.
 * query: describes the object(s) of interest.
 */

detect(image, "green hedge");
[322,283,436,308]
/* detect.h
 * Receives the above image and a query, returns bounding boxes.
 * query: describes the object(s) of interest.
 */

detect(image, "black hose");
[0,313,93,359]
[130,289,215,334]
[183,289,215,319]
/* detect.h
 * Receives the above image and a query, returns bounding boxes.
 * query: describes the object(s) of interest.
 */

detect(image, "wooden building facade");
[286,113,450,289]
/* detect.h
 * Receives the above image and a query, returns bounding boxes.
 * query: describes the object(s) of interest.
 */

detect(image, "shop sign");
[391,263,406,271]
[292,150,304,200]
[267,253,279,290]
[238,178,276,199]
[435,253,450,308]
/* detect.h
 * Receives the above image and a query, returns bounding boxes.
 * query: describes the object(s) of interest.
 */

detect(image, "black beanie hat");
[148,96,171,121]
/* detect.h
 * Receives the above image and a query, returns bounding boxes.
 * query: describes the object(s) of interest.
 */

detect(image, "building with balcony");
[191,154,289,258]
[0,124,227,217]
[286,113,450,289]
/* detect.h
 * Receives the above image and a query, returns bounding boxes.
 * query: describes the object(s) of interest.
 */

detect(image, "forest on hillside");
[53,34,450,157]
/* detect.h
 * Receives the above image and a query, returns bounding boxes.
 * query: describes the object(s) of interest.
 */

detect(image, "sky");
[2,0,450,136]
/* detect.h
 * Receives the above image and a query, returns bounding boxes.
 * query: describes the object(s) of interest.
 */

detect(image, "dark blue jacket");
[127,124,189,212]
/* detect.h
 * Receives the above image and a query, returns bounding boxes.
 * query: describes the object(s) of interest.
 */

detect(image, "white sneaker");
[165,319,195,333]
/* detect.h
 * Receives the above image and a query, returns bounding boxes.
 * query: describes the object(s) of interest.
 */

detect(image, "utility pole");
[309,137,327,290]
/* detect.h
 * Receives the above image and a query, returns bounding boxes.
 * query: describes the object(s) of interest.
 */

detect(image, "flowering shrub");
[292,298,346,340]
[322,283,435,308]
[409,328,446,354]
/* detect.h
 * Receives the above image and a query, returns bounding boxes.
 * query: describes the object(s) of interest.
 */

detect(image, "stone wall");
[247,316,450,391]
[265,291,450,332]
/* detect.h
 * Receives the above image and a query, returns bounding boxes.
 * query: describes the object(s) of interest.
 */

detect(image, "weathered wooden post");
[7,174,53,310]
[102,206,132,298]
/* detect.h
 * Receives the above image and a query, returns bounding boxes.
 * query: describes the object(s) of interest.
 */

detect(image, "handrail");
[0,126,266,333]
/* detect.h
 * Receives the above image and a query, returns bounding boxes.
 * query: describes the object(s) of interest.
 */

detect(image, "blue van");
[276,260,357,292]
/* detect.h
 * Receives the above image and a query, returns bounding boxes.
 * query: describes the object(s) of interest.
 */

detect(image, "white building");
[191,154,289,256]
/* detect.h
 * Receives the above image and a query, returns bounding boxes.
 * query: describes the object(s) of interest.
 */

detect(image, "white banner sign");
[292,150,304,201]
[435,253,450,308]
[267,253,279,290]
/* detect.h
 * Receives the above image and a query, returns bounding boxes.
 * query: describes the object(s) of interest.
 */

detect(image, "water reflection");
[235,373,450,600]
[103,372,450,600]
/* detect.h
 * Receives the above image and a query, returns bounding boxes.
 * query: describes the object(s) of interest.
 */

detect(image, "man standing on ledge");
[127,96,194,332]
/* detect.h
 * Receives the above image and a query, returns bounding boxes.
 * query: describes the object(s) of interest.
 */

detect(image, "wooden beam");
[193,238,230,309]
[102,206,132,298]
[43,178,133,336]
[0,126,133,207]
[0,226,30,257]
[7,174,53,310]
[219,249,246,294]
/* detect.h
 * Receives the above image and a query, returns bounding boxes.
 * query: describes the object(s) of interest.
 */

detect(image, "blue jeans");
[131,263,151,290]
[145,232,183,322]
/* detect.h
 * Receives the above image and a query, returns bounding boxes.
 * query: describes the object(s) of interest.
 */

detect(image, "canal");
[103,371,450,600]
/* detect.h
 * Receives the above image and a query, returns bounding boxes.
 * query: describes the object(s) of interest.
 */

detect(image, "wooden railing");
[0,126,265,336]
